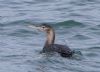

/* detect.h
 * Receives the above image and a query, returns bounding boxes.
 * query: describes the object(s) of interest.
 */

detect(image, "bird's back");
[42,44,73,57]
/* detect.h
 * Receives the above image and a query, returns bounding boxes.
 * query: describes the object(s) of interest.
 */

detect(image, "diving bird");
[29,24,73,57]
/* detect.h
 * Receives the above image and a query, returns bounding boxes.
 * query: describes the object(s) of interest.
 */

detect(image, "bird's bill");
[28,25,40,29]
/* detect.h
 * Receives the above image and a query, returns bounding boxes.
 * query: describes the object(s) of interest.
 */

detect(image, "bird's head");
[29,23,52,32]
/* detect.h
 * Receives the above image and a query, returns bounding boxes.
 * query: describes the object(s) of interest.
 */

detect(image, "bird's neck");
[44,29,55,48]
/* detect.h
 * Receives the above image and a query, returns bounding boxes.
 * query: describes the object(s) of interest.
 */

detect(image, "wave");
[70,34,91,40]
[2,20,85,28]
[54,20,86,28]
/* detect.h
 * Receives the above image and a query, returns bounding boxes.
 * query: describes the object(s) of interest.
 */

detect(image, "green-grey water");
[0,0,100,72]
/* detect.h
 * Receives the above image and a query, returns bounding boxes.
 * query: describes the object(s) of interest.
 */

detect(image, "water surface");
[0,0,100,72]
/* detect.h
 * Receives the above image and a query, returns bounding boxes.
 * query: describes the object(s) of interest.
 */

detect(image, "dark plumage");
[29,23,73,57]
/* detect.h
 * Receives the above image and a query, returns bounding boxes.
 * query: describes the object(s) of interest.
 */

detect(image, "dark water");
[0,0,100,72]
